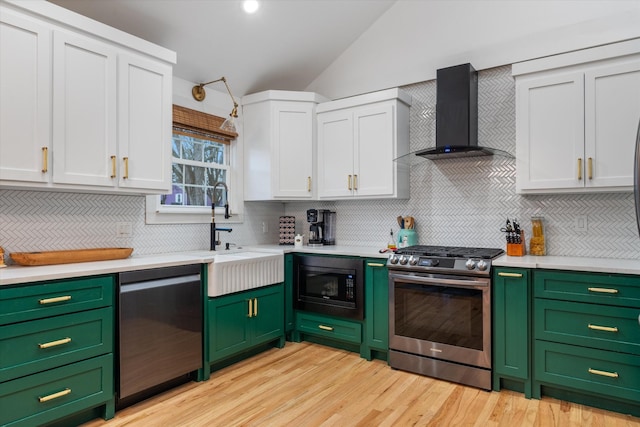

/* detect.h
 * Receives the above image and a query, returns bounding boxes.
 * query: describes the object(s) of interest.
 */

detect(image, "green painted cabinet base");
[492,268,532,398]
[208,284,285,367]
[292,311,367,358]
[363,259,389,362]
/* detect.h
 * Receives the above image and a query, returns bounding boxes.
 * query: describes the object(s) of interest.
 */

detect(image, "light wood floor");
[83,342,640,427]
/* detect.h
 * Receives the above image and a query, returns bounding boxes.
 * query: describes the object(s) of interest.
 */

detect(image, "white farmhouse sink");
[207,251,284,297]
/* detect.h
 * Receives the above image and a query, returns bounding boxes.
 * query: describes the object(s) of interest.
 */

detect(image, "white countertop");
[493,254,640,275]
[4,244,639,287]
[0,245,388,286]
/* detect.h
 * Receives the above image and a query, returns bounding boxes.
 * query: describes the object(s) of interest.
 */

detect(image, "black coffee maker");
[306,209,323,247]
[306,209,336,247]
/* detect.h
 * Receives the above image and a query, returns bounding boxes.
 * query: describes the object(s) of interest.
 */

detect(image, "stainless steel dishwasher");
[117,264,202,408]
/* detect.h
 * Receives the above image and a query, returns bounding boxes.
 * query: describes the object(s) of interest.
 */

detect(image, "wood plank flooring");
[83,342,640,427]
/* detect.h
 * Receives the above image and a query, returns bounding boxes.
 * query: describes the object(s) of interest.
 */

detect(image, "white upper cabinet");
[52,31,118,187]
[117,53,172,191]
[317,88,411,200]
[0,0,175,194]
[513,40,640,194]
[242,91,327,201]
[0,9,51,183]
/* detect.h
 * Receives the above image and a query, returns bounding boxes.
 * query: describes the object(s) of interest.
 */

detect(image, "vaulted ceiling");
[48,0,396,97]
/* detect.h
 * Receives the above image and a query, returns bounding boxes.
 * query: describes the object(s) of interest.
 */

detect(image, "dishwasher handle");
[120,274,200,293]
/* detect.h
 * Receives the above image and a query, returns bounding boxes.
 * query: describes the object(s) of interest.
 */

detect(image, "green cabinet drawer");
[296,312,361,345]
[535,299,640,355]
[535,341,640,403]
[0,354,113,427]
[0,276,114,325]
[0,307,113,382]
[534,270,640,307]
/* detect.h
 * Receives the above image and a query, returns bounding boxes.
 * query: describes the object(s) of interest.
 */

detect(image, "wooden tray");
[10,248,133,266]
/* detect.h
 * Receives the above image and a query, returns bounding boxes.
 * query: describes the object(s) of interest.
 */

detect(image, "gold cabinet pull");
[577,158,582,180]
[253,298,258,317]
[498,272,523,278]
[367,263,385,267]
[39,295,71,305]
[588,368,619,379]
[353,174,358,190]
[110,155,117,178]
[587,157,593,180]
[348,175,352,190]
[41,147,48,173]
[248,299,253,318]
[38,337,72,349]
[588,324,618,333]
[38,388,71,403]
[307,176,311,192]
[318,325,334,331]
[123,157,129,179]
[588,287,619,294]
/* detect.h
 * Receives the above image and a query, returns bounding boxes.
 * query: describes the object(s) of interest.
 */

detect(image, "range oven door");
[389,271,491,369]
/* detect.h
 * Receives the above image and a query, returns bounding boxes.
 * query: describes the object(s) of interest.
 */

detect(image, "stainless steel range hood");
[416,63,500,160]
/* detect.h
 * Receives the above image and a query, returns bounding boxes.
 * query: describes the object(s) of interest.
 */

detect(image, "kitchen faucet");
[210,181,232,251]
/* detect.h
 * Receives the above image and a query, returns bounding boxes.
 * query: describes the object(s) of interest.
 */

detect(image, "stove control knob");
[399,256,409,265]
[409,256,419,266]
[389,255,399,265]
[465,259,477,270]
[477,260,488,271]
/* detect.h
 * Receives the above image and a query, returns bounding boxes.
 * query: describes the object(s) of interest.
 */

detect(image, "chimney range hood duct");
[416,63,498,160]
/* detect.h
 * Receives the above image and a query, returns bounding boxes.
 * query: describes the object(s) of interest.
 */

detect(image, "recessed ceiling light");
[243,0,260,14]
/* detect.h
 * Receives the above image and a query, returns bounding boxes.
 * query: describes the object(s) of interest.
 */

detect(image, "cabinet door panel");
[585,58,640,188]
[516,72,584,192]
[208,296,251,362]
[272,102,314,198]
[317,110,354,198]
[252,287,284,344]
[118,53,172,192]
[0,11,51,183]
[52,31,117,187]
[364,261,388,352]
[354,104,395,197]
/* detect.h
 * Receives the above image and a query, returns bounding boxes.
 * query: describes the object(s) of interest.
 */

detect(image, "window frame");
[145,103,243,225]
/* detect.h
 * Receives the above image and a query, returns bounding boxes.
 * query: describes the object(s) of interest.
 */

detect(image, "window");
[146,105,239,224]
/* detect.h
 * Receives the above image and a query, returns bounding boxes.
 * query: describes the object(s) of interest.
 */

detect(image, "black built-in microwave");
[294,254,364,320]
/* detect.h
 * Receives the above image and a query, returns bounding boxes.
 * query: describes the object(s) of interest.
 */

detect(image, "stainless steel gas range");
[387,245,504,390]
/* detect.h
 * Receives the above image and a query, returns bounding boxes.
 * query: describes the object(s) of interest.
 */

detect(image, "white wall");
[306,0,640,99]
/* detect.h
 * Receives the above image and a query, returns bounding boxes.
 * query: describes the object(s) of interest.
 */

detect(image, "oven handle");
[389,272,489,288]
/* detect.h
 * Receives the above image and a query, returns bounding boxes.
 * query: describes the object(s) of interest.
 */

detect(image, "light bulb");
[243,0,259,14]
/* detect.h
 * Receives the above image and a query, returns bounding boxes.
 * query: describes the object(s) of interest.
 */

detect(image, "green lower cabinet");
[363,259,389,361]
[208,284,285,364]
[284,254,294,336]
[492,268,531,397]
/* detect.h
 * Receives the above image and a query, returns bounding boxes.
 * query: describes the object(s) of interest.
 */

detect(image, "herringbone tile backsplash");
[2,65,639,261]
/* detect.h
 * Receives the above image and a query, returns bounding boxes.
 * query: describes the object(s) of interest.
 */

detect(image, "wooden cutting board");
[10,248,133,266]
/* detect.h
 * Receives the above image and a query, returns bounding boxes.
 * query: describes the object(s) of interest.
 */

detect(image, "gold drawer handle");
[39,295,72,305]
[307,176,311,192]
[588,157,593,180]
[348,175,352,191]
[38,388,71,403]
[123,157,129,179]
[253,298,258,317]
[588,287,619,294]
[353,174,358,190]
[318,325,334,331]
[588,324,618,333]
[42,147,48,173]
[588,368,619,379]
[248,299,253,318]
[367,263,385,267]
[498,272,523,278]
[38,337,72,349]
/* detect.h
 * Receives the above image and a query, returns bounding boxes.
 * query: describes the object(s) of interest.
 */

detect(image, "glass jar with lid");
[530,216,546,256]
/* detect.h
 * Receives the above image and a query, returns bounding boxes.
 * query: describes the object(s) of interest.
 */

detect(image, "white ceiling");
[48,0,396,97]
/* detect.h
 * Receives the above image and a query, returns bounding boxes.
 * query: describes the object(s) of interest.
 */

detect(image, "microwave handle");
[390,273,489,289]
